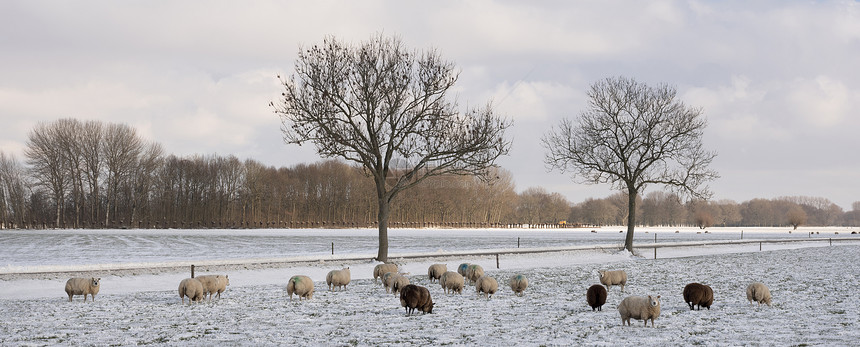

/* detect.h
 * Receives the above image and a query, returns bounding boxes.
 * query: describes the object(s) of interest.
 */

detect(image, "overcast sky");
[1,0,858,209]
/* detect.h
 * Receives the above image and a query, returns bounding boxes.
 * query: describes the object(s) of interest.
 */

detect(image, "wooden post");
[191,264,195,278]
[829,238,832,246]
[654,247,657,260]
[496,254,500,269]
[332,242,334,255]
[517,237,520,248]
[759,242,762,251]
[654,234,657,243]
[741,230,743,240]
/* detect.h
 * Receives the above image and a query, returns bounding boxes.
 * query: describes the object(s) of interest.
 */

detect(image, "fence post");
[496,254,500,269]
[741,230,743,240]
[191,264,195,278]
[517,237,520,248]
[332,242,334,255]
[654,247,657,260]
[759,242,762,251]
[830,238,832,246]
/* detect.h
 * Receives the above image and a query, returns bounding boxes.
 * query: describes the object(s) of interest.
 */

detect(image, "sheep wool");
[373,264,398,284]
[457,263,471,278]
[439,271,465,294]
[587,284,607,311]
[427,264,447,283]
[287,275,314,301]
[746,282,772,306]
[392,275,411,296]
[683,283,714,310]
[618,295,661,327]
[383,272,401,293]
[326,268,351,291]
[598,270,627,291]
[65,277,100,302]
[466,264,485,285]
[178,278,205,304]
[196,275,230,301]
[476,275,499,299]
[509,274,528,296]
[400,284,434,315]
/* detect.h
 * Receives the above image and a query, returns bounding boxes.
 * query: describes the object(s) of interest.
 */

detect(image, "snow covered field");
[1,227,859,345]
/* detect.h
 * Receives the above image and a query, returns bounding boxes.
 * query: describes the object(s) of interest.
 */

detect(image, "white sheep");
[373,264,398,284]
[746,282,772,306]
[326,267,351,291]
[475,275,499,299]
[439,271,465,294]
[178,278,205,304]
[382,272,401,293]
[391,275,411,297]
[598,269,627,291]
[427,264,447,283]
[287,275,314,301]
[64,277,100,302]
[457,263,470,278]
[196,275,230,301]
[618,295,661,327]
[466,264,485,285]
[509,274,528,296]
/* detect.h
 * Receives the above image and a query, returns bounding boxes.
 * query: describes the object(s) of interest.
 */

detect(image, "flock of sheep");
[62,261,774,327]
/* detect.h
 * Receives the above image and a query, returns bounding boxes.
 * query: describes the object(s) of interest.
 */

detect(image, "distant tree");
[694,209,714,229]
[543,76,718,253]
[25,121,68,226]
[272,34,511,262]
[786,205,807,230]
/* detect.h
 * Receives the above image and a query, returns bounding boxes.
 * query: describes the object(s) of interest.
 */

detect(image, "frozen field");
[0,227,859,345]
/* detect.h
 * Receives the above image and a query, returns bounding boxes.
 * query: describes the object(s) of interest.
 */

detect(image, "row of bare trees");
[570,190,857,228]
[1,119,857,230]
[0,119,569,229]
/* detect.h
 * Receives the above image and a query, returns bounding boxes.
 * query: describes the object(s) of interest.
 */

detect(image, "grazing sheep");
[439,271,465,294]
[466,264,485,285]
[683,283,714,310]
[64,277,100,302]
[392,275,411,296]
[587,284,608,311]
[373,264,398,284]
[598,270,627,291]
[196,275,230,301]
[509,274,528,296]
[178,278,205,304]
[383,272,401,293]
[287,275,314,301]
[475,275,499,299]
[618,295,661,327]
[457,263,470,278]
[746,282,772,306]
[427,264,447,283]
[399,284,434,315]
[326,267,351,291]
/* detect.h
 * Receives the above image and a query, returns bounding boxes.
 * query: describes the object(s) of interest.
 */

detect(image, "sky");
[1,0,858,210]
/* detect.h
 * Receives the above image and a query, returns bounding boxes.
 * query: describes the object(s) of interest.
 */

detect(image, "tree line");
[1,119,857,230]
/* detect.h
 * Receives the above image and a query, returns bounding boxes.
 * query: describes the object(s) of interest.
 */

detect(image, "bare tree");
[102,123,144,226]
[25,122,69,227]
[0,152,30,228]
[543,76,717,252]
[786,205,807,230]
[272,34,510,261]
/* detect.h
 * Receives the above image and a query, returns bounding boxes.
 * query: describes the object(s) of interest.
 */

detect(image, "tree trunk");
[624,187,637,253]
[376,196,390,262]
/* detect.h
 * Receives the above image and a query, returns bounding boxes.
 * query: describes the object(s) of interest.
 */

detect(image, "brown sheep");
[399,284,434,315]
[683,283,714,310]
[587,284,607,311]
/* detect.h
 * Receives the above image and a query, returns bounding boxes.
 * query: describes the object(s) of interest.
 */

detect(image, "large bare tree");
[272,34,511,262]
[543,76,717,252]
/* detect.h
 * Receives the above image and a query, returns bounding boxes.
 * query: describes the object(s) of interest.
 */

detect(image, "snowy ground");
[1,227,859,345]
